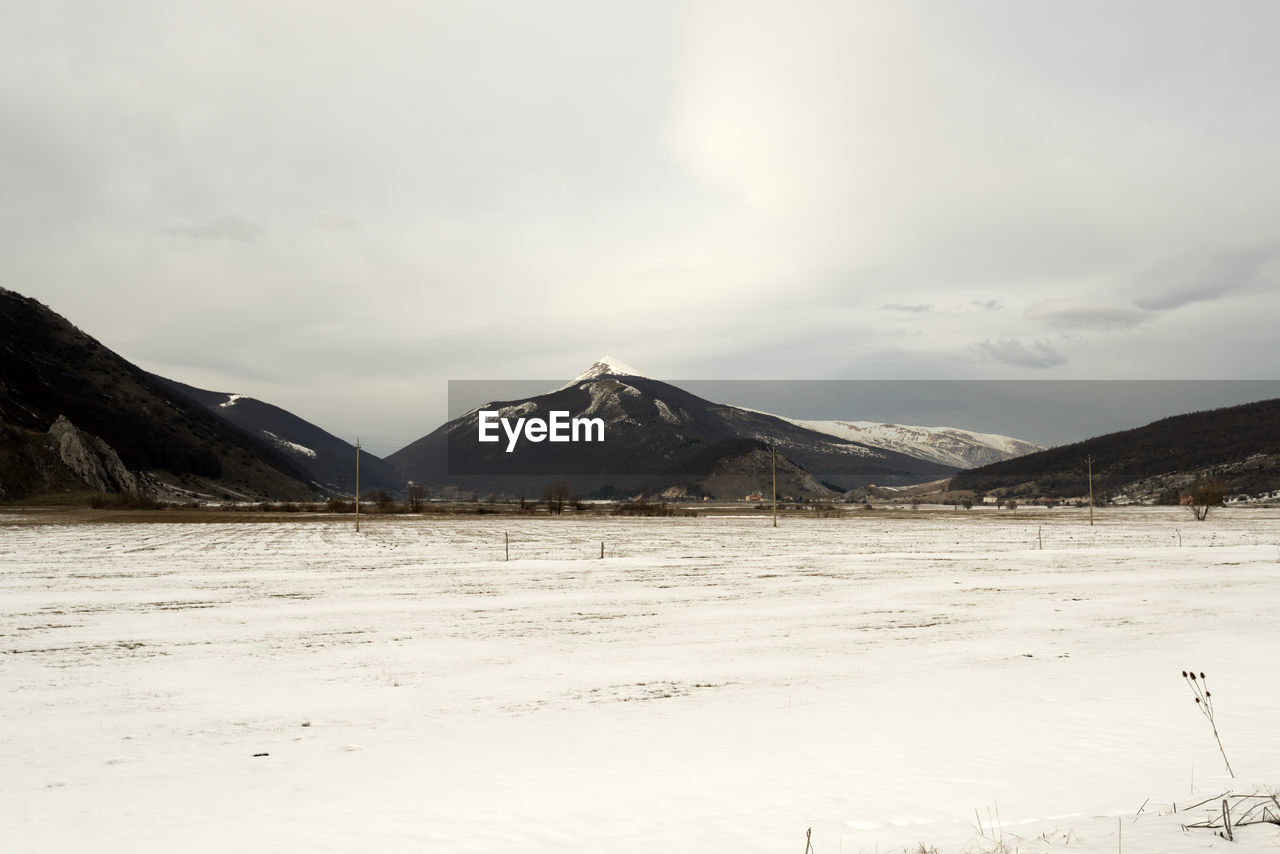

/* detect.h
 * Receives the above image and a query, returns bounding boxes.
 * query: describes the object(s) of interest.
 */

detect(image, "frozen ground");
[3,506,1280,852]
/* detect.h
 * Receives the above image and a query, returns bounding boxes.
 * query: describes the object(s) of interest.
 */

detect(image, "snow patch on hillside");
[219,394,245,408]
[498,401,538,419]
[654,399,682,424]
[262,430,317,458]
[579,379,641,424]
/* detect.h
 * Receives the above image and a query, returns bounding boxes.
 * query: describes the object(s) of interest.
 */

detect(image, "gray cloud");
[1134,247,1275,311]
[1024,299,1150,331]
[972,339,1066,369]
[1135,283,1235,313]
[971,300,1002,311]
[881,303,933,314]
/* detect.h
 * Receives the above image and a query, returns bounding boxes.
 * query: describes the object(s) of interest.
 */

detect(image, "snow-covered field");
[3,507,1280,852]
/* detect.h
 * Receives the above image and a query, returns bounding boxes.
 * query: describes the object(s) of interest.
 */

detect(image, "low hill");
[950,397,1280,502]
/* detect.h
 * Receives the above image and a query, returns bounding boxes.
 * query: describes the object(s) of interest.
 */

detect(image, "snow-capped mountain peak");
[572,356,649,384]
[785,419,1044,469]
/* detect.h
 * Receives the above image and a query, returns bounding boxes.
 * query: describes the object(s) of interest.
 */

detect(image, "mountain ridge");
[153,376,405,496]
[0,285,1048,506]
[786,419,1044,469]
[0,287,319,502]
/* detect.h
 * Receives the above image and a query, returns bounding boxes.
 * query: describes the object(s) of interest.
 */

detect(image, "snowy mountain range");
[565,358,1042,470]
[387,356,1041,498]
[0,283,1048,506]
[783,419,1043,469]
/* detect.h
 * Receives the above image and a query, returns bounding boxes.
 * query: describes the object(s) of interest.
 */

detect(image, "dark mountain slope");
[155,376,403,495]
[0,287,318,501]
[951,397,1280,500]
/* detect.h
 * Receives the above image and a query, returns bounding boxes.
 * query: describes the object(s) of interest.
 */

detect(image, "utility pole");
[1086,453,1094,527]
[772,443,778,528]
[355,436,361,533]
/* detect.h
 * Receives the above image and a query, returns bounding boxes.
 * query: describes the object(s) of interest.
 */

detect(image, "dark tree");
[542,481,574,515]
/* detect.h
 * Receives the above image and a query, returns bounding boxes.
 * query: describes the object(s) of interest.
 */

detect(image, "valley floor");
[2,506,1279,852]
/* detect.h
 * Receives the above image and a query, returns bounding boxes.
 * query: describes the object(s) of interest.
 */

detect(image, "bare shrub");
[812,499,842,518]
[364,489,395,512]
[87,493,164,510]
[1187,477,1226,521]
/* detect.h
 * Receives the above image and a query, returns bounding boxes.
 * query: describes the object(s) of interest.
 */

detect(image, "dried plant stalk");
[1183,670,1234,778]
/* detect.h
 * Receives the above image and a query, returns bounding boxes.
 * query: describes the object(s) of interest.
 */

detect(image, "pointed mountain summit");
[571,356,649,383]
[386,358,958,498]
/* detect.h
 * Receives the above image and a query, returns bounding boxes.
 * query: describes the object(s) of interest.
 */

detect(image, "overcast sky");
[4,2,1279,454]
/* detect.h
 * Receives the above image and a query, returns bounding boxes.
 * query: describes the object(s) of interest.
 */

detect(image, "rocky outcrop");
[47,415,139,495]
